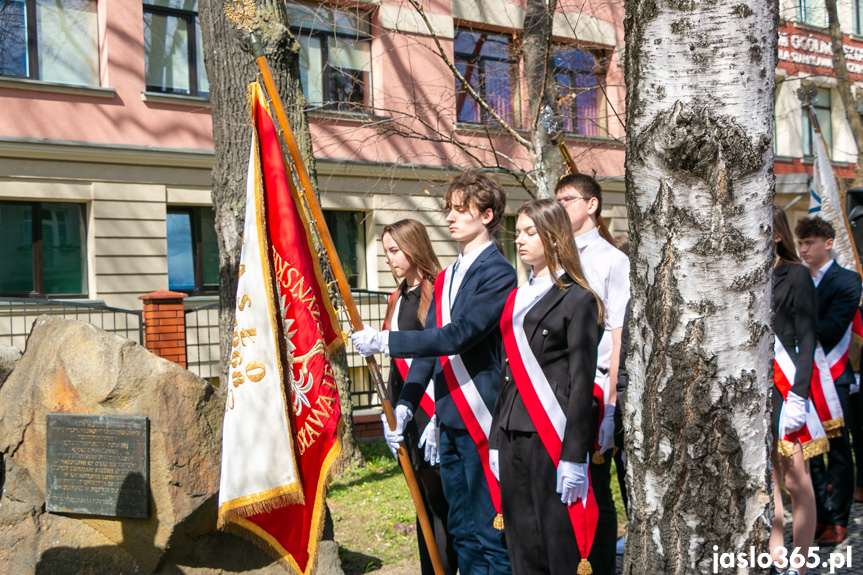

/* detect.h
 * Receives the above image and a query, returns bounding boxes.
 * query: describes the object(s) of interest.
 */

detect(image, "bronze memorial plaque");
[46,414,149,518]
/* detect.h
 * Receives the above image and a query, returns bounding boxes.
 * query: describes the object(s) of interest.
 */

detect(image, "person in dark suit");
[489,199,605,575]
[770,205,822,575]
[796,216,862,546]
[353,171,517,575]
[379,219,457,575]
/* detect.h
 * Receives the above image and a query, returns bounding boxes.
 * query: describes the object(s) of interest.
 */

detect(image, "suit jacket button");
[505,358,509,363]
[542,329,549,336]
[505,376,511,382]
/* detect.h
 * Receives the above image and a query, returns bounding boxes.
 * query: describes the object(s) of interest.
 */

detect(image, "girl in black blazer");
[769,205,824,575]
[380,219,457,575]
[489,199,606,575]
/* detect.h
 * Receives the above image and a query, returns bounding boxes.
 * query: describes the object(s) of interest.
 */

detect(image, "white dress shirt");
[575,227,631,370]
[812,258,834,288]
[449,241,493,308]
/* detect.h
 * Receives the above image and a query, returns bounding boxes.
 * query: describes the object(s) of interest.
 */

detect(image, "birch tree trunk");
[198,0,364,469]
[826,0,863,188]
[622,1,776,573]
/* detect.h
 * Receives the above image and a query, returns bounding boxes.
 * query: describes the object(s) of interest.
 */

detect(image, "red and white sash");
[500,286,599,570]
[773,337,828,459]
[807,312,862,436]
[384,290,435,419]
[434,267,502,520]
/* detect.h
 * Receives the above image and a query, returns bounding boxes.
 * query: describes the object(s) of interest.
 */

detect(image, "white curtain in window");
[36,0,99,86]
[329,37,370,71]
[299,35,323,104]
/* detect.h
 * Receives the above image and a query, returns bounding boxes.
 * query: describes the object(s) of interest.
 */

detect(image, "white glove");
[556,460,589,506]
[351,326,388,358]
[418,415,440,465]
[597,403,616,454]
[852,373,861,394]
[783,392,808,435]
[380,404,413,458]
[489,449,500,482]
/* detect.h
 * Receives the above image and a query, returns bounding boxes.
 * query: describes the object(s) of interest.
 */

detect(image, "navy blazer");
[389,243,518,430]
[816,261,862,386]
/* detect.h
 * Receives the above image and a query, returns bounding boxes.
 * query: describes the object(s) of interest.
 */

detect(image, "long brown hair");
[382,219,443,328]
[516,199,605,324]
[773,203,800,264]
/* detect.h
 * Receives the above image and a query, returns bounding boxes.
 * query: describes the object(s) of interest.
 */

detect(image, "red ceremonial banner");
[227,83,344,575]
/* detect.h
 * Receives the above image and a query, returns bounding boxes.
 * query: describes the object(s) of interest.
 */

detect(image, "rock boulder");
[0,316,341,574]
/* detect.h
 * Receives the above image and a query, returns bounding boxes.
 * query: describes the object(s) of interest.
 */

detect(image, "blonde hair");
[516,199,605,324]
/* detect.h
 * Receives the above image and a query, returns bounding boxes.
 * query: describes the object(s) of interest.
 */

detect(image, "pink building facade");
[0,0,626,311]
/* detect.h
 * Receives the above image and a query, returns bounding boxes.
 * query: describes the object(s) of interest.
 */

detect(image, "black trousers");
[589,454,618,574]
[413,465,458,575]
[846,389,863,489]
[811,384,855,527]
[499,430,617,575]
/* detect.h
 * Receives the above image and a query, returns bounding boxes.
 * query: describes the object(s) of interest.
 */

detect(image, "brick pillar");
[139,290,188,368]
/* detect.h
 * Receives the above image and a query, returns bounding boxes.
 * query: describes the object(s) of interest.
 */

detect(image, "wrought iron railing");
[0,297,143,351]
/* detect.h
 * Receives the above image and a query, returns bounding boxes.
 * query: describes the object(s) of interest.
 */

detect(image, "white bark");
[623,1,776,573]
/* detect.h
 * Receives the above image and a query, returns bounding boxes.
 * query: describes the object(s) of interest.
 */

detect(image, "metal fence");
[0,297,143,351]
[0,292,392,409]
[342,290,391,409]
[184,302,220,382]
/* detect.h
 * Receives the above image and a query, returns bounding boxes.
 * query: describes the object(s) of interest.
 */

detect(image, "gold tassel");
[592,451,605,465]
[577,558,592,575]
[493,513,504,530]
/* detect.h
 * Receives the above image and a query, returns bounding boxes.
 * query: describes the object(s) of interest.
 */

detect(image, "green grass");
[329,442,628,573]
[329,442,420,574]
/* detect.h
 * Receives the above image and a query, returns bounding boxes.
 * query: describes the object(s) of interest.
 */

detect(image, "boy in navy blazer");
[796,217,862,546]
[353,171,517,575]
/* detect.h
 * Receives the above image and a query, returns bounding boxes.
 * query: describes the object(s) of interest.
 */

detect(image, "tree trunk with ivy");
[198,0,363,470]
[622,1,776,572]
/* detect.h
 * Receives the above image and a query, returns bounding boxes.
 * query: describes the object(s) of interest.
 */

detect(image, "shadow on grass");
[338,546,384,574]
[330,441,404,494]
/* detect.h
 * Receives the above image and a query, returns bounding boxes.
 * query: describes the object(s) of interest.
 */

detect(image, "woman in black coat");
[769,204,824,575]
[489,199,606,575]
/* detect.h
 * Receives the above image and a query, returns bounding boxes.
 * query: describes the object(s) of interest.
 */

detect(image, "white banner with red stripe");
[773,337,828,459]
[811,342,845,436]
[434,267,502,519]
[385,291,435,418]
[501,286,599,568]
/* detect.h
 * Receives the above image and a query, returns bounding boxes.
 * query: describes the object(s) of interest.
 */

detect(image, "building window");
[286,1,372,112]
[454,29,518,127]
[0,201,87,296]
[802,87,832,158]
[166,206,218,293]
[797,0,827,28]
[855,0,863,35]
[323,210,366,289]
[555,47,601,137]
[0,0,99,86]
[143,0,209,98]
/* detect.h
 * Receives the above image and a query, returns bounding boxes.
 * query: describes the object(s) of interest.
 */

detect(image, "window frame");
[553,45,606,137]
[0,0,99,83]
[0,200,88,299]
[292,25,373,112]
[803,87,832,159]
[322,209,367,289]
[453,28,520,128]
[142,1,207,98]
[166,206,218,296]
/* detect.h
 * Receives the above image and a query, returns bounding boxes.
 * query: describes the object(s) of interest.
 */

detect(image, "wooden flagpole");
[234,26,445,575]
